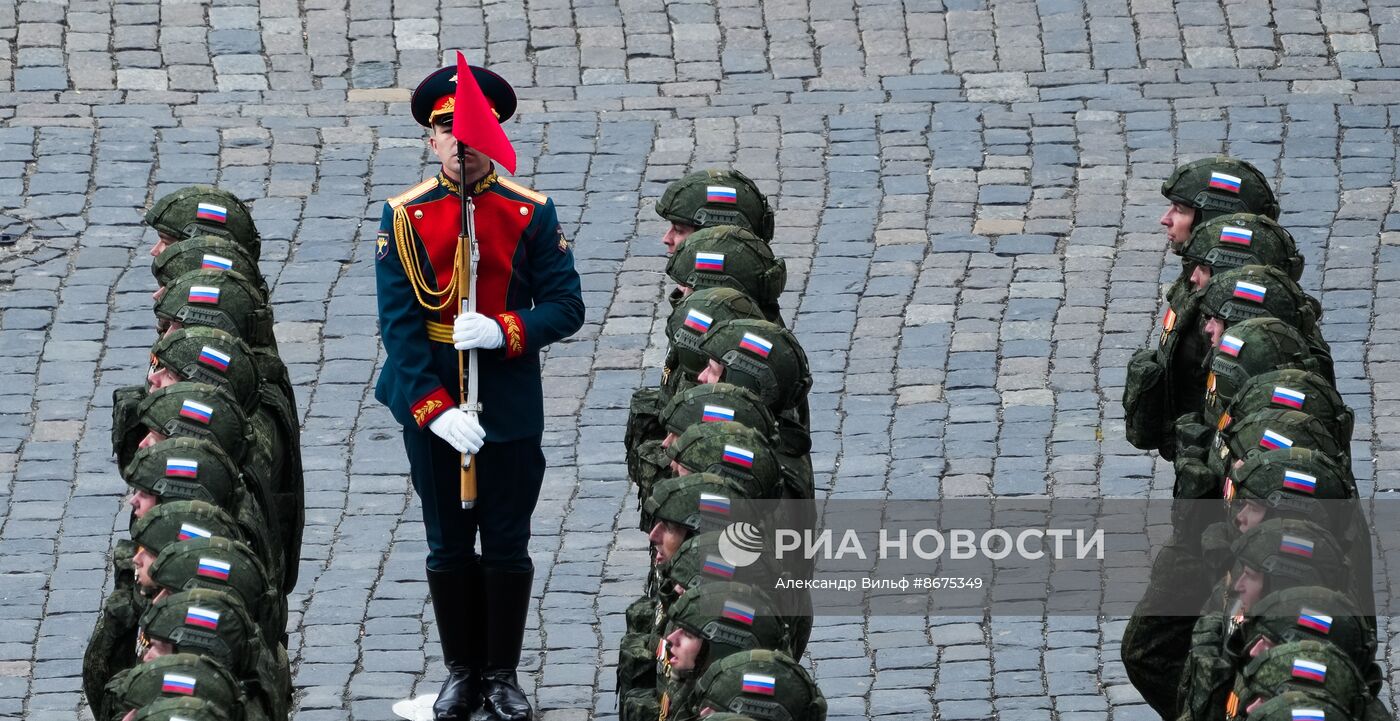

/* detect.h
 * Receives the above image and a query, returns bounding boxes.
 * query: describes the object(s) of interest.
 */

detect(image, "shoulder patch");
[497,177,548,204]
[388,178,438,209]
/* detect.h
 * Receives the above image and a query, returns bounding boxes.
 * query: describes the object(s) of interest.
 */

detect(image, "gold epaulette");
[389,177,438,209]
[497,177,548,204]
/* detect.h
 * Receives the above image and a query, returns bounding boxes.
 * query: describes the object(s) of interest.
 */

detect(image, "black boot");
[480,566,534,721]
[427,565,484,721]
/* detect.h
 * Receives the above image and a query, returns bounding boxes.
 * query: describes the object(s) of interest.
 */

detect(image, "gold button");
[414,210,423,219]
[519,207,528,216]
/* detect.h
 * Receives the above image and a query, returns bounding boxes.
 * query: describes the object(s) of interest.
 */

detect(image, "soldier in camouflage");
[151,235,265,302]
[1226,640,1380,721]
[144,185,261,261]
[665,226,787,324]
[100,653,248,721]
[674,648,827,721]
[148,535,286,648]
[655,169,775,254]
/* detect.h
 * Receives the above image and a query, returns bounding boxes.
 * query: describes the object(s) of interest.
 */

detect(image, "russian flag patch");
[739,332,773,359]
[188,285,221,304]
[201,253,234,271]
[1291,658,1327,683]
[162,673,198,695]
[701,405,735,423]
[198,346,232,371]
[721,600,756,625]
[695,252,726,272]
[741,673,776,695]
[1233,280,1267,303]
[703,555,736,578]
[1259,429,1293,450]
[1219,226,1253,245]
[1296,609,1332,634]
[179,399,214,424]
[1271,386,1306,409]
[1209,172,1243,193]
[196,202,229,223]
[184,606,221,630]
[1280,534,1315,558]
[698,493,731,515]
[1219,335,1244,357]
[197,557,233,581]
[722,444,755,469]
[683,309,713,333]
[706,185,738,204]
[1282,470,1318,494]
[165,458,199,478]
[1292,710,1327,721]
[178,523,212,541]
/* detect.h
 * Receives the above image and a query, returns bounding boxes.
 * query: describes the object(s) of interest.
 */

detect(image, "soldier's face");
[661,432,679,449]
[150,232,179,258]
[138,430,168,450]
[1190,264,1212,291]
[664,223,698,254]
[1232,566,1265,612]
[133,545,157,588]
[649,520,688,564]
[1204,316,1226,346]
[147,365,181,392]
[1233,500,1267,534]
[697,360,725,385]
[162,320,184,338]
[152,285,167,303]
[671,460,689,477]
[428,124,491,183]
[127,489,160,518]
[1161,202,1195,253]
[664,627,704,672]
[142,637,174,662]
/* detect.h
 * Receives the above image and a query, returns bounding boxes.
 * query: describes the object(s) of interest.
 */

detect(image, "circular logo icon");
[718,521,764,568]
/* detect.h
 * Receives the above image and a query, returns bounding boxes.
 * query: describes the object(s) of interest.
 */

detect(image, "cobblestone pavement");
[3,0,1400,719]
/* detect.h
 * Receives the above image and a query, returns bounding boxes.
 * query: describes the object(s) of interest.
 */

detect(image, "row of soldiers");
[616,170,829,721]
[1120,158,1389,721]
[81,186,306,720]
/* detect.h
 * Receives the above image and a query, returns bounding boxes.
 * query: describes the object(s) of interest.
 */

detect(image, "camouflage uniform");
[139,589,290,720]
[655,169,775,243]
[130,696,236,721]
[1198,265,1331,382]
[1160,157,1281,255]
[665,226,787,325]
[1239,691,1363,721]
[647,583,790,721]
[152,235,266,300]
[144,185,262,261]
[672,648,826,721]
[149,536,286,648]
[1227,641,1383,721]
[101,653,249,721]
[82,501,244,712]
[666,422,782,499]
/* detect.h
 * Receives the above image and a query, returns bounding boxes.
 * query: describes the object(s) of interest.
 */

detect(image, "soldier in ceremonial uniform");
[375,63,583,721]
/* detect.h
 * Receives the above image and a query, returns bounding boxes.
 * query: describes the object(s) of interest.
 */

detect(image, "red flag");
[451,52,516,175]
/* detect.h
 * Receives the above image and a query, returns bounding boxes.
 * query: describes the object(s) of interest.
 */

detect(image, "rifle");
[456,143,480,509]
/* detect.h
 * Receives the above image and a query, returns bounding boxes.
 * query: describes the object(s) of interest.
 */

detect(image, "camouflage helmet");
[135,382,252,464]
[1229,641,1369,720]
[140,589,259,673]
[689,649,827,721]
[154,269,273,346]
[643,472,754,535]
[660,531,784,610]
[1224,369,1352,450]
[666,582,789,678]
[121,437,241,509]
[145,185,260,260]
[104,653,243,718]
[1219,409,1349,472]
[150,328,261,411]
[151,235,264,297]
[1231,519,1348,596]
[1226,448,1356,538]
[1161,156,1280,226]
[1234,587,1374,673]
[1200,265,1319,336]
[661,383,778,443]
[697,319,811,414]
[702,715,761,721]
[1205,318,1323,424]
[668,289,767,379]
[131,500,243,561]
[130,697,234,721]
[666,226,787,314]
[666,421,781,498]
[1183,213,1303,281]
[656,169,775,241]
[149,537,275,623]
[1234,691,1355,721]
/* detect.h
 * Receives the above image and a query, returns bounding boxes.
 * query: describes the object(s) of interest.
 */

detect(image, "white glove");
[453,312,505,350]
[427,408,485,456]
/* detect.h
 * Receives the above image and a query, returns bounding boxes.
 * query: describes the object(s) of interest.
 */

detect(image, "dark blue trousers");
[402,426,545,573]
